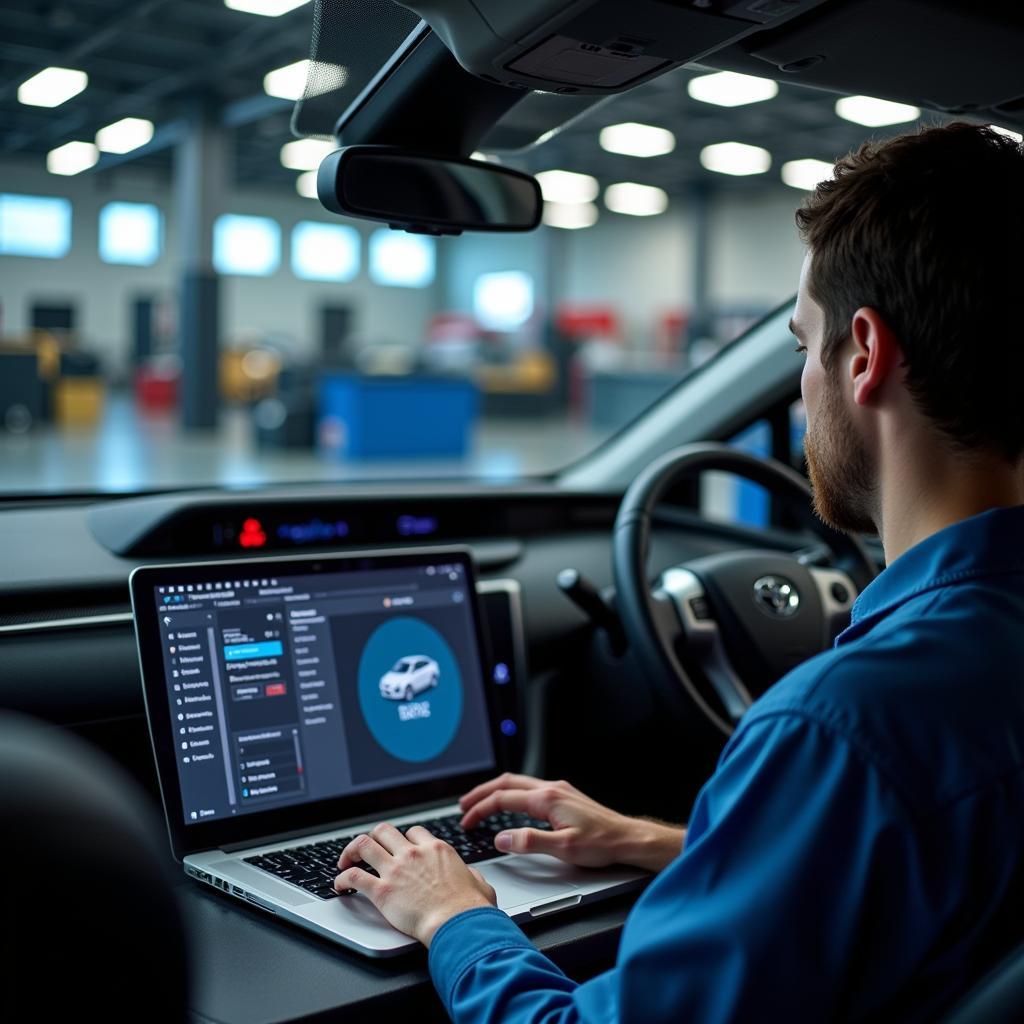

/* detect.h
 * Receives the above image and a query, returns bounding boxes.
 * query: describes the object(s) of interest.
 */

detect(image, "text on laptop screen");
[151,560,495,825]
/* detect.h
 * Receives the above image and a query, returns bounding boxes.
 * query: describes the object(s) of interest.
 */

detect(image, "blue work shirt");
[429,505,1024,1022]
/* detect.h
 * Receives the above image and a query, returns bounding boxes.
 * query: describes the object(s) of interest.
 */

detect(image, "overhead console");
[397,0,829,95]
[85,487,619,559]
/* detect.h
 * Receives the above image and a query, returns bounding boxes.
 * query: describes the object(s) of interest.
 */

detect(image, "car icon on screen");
[379,655,439,701]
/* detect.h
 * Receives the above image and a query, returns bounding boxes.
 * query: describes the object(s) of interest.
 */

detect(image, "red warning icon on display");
[239,517,267,549]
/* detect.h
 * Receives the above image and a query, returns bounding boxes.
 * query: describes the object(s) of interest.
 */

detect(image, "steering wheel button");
[688,596,712,621]
[830,582,850,605]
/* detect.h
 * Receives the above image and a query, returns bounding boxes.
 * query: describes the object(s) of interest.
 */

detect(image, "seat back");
[0,710,189,1021]
[941,941,1024,1024]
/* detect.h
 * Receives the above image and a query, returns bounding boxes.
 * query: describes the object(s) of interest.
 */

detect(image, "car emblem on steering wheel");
[752,575,800,618]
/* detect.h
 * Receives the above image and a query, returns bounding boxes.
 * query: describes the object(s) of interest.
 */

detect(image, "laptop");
[129,546,647,957]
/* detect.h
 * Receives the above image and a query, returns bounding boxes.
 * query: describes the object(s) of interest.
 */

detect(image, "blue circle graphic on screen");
[358,617,464,762]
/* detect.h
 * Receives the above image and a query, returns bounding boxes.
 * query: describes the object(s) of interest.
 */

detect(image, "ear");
[848,307,900,406]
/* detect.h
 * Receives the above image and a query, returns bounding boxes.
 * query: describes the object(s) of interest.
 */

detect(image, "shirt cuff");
[428,906,536,1012]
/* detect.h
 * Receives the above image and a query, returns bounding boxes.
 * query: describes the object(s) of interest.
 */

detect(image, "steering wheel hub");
[613,443,877,736]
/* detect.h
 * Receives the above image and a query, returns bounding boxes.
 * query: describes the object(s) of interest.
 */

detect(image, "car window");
[0,7,945,496]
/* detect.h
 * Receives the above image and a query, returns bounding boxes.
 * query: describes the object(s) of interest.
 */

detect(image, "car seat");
[0,710,189,1021]
[940,940,1024,1024]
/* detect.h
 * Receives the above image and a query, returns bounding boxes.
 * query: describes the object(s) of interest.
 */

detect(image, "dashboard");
[0,482,833,821]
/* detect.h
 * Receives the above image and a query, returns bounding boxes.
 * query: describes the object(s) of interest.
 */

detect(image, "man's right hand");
[459,773,686,873]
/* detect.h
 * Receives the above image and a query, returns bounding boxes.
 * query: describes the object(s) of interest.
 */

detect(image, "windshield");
[0,6,946,497]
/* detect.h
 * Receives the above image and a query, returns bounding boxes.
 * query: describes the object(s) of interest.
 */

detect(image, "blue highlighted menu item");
[224,641,283,660]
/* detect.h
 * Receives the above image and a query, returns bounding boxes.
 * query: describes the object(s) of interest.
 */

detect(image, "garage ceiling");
[0,0,950,200]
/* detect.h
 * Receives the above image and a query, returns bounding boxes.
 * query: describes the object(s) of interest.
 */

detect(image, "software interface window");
[153,561,494,826]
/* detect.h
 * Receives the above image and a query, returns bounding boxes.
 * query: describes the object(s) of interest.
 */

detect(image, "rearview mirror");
[317,145,542,235]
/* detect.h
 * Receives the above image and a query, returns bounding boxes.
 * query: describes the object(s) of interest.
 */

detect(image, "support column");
[174,98,225,429]
[689,183,713,346]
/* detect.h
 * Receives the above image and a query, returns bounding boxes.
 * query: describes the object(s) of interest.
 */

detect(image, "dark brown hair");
[795,121,1024,461]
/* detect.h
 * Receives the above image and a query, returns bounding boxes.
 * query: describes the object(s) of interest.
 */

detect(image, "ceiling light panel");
[700,142,771,176]
[280,138,334,171]
[780,158,834,191]
[990,124,1023,142]
[224,0,310,16]
[18,67,87,108]
[599,122,675,157]
[604,182,668,216]
[543,202,598,229]
[687,71,778,108]
[535,170,599,204]
[835,95,920,126]
[95,117,154,154]
[296,171,318,198]
[47,141,99,176]
[264,60,309,100]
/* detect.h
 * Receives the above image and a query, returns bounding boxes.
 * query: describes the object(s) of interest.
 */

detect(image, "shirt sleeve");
[429,709,932,1024]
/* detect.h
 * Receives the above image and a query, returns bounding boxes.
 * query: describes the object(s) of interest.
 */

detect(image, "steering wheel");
[613,442,877,737]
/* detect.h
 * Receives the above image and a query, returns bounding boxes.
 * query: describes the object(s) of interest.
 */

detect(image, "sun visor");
[707,0,1024,125]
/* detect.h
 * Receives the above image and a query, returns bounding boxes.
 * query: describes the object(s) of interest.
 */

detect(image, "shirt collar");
[841,504,1024,639]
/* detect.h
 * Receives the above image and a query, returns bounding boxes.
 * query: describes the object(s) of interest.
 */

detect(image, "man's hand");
[334,823,496,946]
[459,773,685,873]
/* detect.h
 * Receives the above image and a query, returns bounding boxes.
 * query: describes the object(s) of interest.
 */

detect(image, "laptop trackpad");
[482,855,580,907]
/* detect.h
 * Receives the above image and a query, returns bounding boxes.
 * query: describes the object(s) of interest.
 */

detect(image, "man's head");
[791,121,1024,534]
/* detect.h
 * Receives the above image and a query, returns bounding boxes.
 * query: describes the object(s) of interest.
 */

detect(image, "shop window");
[368,229,435,287]
[291,221,359,282]
[99,201,161,265]
[213,214,281,276]
[0,193,71,258]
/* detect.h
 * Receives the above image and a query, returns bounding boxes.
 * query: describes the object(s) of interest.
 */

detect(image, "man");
[333,122,1024,1021]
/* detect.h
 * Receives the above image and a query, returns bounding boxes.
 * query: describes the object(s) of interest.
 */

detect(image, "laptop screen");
[141,553,496,829]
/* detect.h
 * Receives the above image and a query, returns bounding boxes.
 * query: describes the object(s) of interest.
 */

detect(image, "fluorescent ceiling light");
[687,70,778,108]
[47,140,99,176]
[224,0,310,16]
[604,182,668,216]
[599,122,675,157]
[280,138,334,171]
[535,169,598,204]
[835,95,920,126]
[780,157,834,191]
[265,59,348,101]
[264,60,309,100]
[95,117,154,154]
[296,171,318,198]
[542,202,598,230]
[700,141,771,176]
[18,67,87,108]
[991,124,1023,143]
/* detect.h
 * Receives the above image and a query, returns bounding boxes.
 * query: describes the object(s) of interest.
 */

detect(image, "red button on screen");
[265,683,286,697]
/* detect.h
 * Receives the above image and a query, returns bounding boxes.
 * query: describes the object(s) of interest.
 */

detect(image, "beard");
[803,374,879,536]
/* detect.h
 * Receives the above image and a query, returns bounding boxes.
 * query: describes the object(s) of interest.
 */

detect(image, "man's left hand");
[334,823,497,946]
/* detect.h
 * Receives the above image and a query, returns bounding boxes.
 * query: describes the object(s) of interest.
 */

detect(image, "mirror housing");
[317,145,542,235]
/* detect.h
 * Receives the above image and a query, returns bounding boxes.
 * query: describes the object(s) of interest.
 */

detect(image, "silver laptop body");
[185,802,646,956]
[130,549,647,957]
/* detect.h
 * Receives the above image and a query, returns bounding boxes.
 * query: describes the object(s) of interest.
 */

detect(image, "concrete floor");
[0,393,607,494]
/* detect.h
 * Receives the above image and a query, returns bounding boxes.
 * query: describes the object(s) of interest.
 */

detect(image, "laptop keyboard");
[243,811,552,901]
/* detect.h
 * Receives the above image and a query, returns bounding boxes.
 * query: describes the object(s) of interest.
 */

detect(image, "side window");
[701,419,772,527]
[789,397,807,472]
[700,393,807,529]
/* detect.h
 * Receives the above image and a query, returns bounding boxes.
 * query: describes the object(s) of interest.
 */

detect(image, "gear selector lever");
[557,568,627,656]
